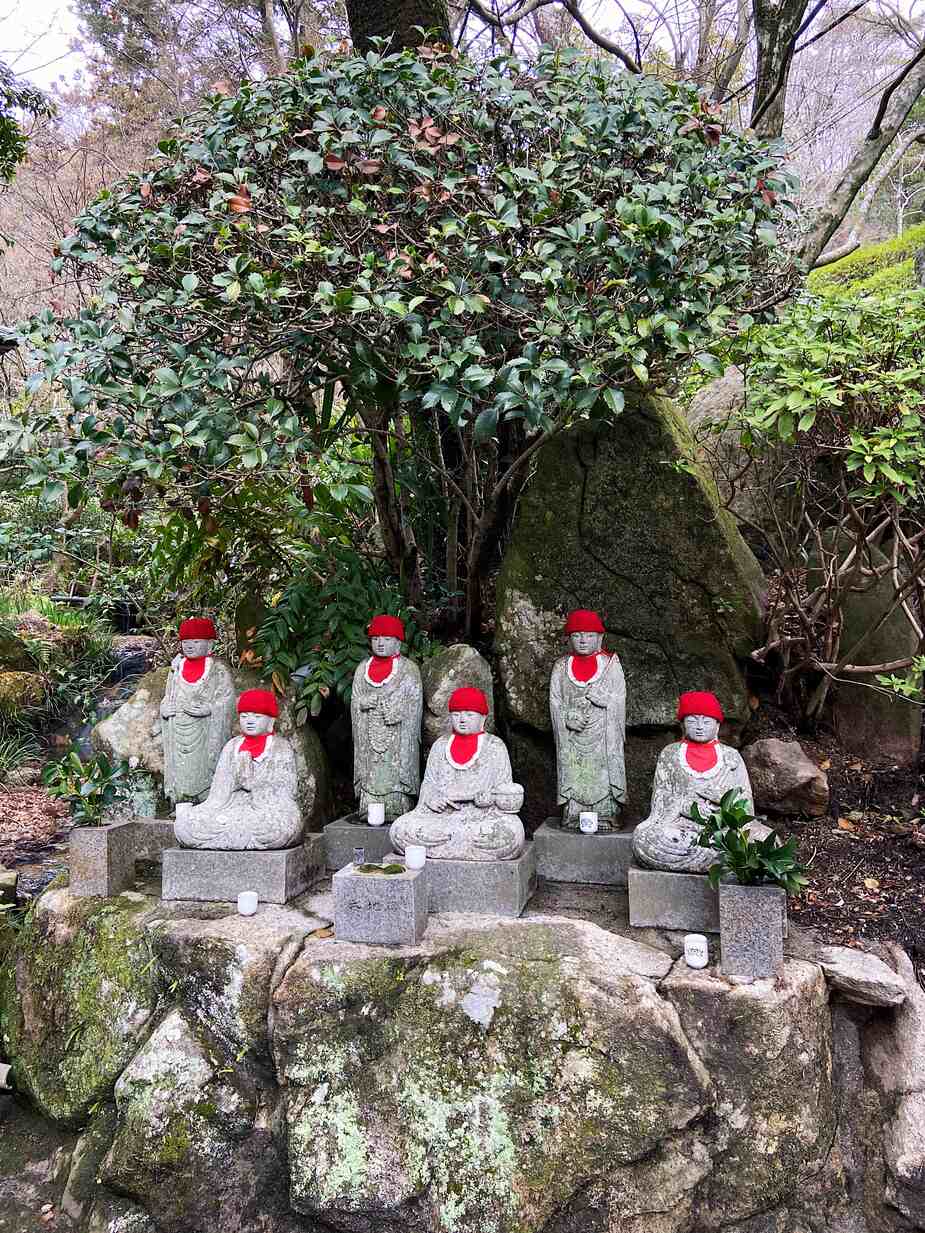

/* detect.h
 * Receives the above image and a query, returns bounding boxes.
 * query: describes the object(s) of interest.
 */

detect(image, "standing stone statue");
[351,614,423,822]
[155,617,236,804]
[550,609,627,829]
[633,691,757,873]
[390,687,525,861]
[175,689,303,850]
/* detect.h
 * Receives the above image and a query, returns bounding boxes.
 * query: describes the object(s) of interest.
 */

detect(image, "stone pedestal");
[719,883,787,982]
[324,814,394,871]
[333,862,428,944]
[70,822,138,898]
[422,843,536,917]
[162,836,323,905]
[534,820,635,885]
[628,866,720,932]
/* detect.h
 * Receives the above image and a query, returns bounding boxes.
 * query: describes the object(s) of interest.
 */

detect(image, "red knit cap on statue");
[237,689,279,718]
[676,691,724,723]
[179,617,217,641]
[448,686,489,715]
[564,609,605,635]
[367,614,405,641]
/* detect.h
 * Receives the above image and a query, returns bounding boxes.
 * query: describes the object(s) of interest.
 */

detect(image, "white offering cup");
[405,845,427,870]
[237,891,258,916]
[578,811,599,834]
[367,802,386,827]
[684,934,709,969]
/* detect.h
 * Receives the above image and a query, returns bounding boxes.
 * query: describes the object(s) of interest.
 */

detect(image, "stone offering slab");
[324,814,394,870]
[333,862,428,945]
[719,883,786,982]
[534,820,635,885]
[162,835,323,904]
[422,843,536,917]
[628,866,720,932]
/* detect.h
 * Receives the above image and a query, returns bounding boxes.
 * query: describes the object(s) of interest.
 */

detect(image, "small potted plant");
[44,751,139,896]
[691,790,807,982]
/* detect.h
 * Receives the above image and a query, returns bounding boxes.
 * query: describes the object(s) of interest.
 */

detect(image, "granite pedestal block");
[70,822,137,897]
[334,862,428,944]
[133,819,177,861]
[324,814,394,871]
[534,820,635,885]
[719,883,787,981]
[421,843,536,917]
[162,835,323,904]
[628,866,720,932]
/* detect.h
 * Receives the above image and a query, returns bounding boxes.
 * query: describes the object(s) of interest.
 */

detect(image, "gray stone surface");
[351,647,422,821]
[819,945,907,1007]
[534,820,635,885]
[324,814,395,870]
[333,861,428,944]
[161,837,323,904]
[422,844,536,917]
[0,863,16,905]
[719,882,786,981]
[69,822,137,898]
[132,819,176,861]
[742,737,829,816]
[158,650,236,804]
[421,643,495,748]
[628,866,720,932]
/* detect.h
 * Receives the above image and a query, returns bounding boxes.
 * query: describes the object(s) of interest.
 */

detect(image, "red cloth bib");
[449,732,480,765]
[181,656,207,684]
[683,740,719,773]
[368,655,396,684]
[240,733,269,759]
[570,652,604,683]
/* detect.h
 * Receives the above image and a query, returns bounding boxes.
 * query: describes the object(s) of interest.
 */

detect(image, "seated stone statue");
[390,687,525,861]
[154,617,236,804]
[550,608,627,830]
[633,691,758,873]
[175,689,303,851]
[351,613,422,822]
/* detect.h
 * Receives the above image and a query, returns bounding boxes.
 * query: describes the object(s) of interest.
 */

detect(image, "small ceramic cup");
[684,934,709,969]
[578,811,599,834]
[405,845,427,870]
[237,891,258,916]
[367,802,386,827]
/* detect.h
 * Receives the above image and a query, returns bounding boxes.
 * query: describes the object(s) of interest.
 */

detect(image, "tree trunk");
[750,0,811,138]
[345,0,451,52]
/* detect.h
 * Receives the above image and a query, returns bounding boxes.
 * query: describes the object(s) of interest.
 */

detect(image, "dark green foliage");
[42,750,136,826]
[693,789,808,892]
[0,61,53,184]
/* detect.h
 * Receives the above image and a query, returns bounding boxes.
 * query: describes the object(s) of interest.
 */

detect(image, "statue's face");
[450,710,486,735]
[239,712,275,737]
[181,638,213,659]
[570,631,603,655]
[683,715,720,743]
[370,635,401,658]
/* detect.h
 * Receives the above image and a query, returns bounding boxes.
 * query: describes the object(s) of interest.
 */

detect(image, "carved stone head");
[450,709,487,735]
[569,631,603,656]
[682,714,720,744]
[370,634,402,658]
[239,711,275,737]
[180,637,214,659]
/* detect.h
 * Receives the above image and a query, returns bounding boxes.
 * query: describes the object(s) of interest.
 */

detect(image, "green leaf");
[473,408,499,440]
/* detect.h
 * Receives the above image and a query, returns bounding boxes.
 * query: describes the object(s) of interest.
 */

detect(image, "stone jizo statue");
[351,613,422,822]
[154,617,236,804]
[175,689,303,850]
[390,687,525,861]
[550,609,627,830]
[632,691,757,873]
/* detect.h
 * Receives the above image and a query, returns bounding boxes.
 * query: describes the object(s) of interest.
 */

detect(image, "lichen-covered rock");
[0,670,46,713]
[495,396,764,822]
[271,917,710,1233]
[0,888,159,1126]
[420,644,495,749]
[742,737,829,816]
[819,945,907,1007]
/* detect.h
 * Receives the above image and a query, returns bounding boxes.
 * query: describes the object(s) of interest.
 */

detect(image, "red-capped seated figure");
[350,614,422,822]
[549,609,627,830]
[154,617,236,804]
[632,691,758,873]
[174,689,302,850]
[389,686,525,861]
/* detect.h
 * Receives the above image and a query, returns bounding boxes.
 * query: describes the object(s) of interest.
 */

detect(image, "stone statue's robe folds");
[160,657,236,803]
[550,653,627,827]
[174,735,303,850]
[390,734,525,861]
[351,656,422,820]
[632,742,756,873]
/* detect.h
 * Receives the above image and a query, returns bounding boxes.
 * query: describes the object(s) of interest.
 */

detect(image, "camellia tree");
[8,43,793,635]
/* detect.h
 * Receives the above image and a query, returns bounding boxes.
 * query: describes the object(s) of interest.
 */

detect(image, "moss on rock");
[808,224,925,297]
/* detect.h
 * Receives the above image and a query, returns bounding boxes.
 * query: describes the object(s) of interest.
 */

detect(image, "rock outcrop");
[495,395,765,824]
[742,737,829,816]
[420,643,495,749]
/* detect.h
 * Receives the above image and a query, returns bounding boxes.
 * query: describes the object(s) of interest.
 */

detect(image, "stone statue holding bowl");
[632,691,759,873]
[175,689,303,850]
[390,687,525,861]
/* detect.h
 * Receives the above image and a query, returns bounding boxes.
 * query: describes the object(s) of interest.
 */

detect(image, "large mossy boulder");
[495,394,765,823]
[420,643,495,749]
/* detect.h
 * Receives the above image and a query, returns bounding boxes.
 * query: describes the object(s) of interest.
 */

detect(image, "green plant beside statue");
[691,789,807,892]
[42,750,137,827]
